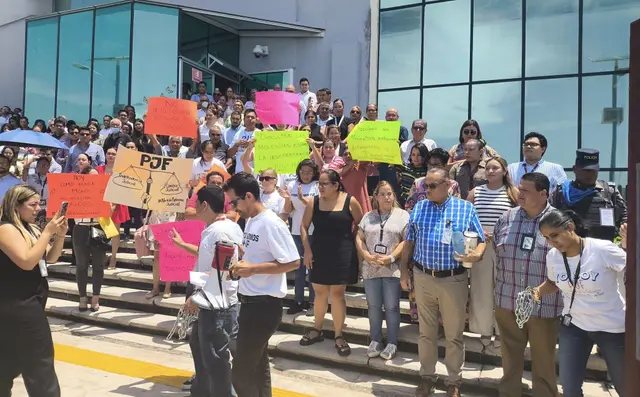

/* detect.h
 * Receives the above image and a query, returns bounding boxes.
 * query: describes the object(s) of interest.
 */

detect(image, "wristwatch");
[388,256,396,264]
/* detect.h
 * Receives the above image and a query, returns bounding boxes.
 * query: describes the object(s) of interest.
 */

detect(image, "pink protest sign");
[150,220,206,282]
[255,91,300,126]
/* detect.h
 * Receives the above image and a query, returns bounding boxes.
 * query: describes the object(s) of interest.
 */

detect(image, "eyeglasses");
[462,129,477,135]
[210,133,221,137]
[318,181,336,187]
[522,142,541,148]
[79,133,90,137]
[426,180,446,190]
[412,126,426,131]
[350,110,361,114]
[259,176,275,182]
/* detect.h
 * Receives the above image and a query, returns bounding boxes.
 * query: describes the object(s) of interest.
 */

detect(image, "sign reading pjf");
[103,146,192,211]
[47,173,111,219]
[145,97,197,138]
[346,121,403,165]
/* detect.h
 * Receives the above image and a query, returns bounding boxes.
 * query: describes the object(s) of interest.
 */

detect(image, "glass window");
[582,74,629,169]
[56,11,94,123]
[24,18,59,123]
[378,89,420,127]
[209,25,240,67]
[583,0,640,73]
[91,5,131,119]
[379,7,422,89]
[524,78,578,167]
[422,85,469,153]
[130,4,179,115]
[180,14,209,62]
[381,0,421,9]
[471,82,521,164]
[54,0,120,12]
[423,0,470,85]
[473,0,522,81]
[611,171,628,200]
[525,0,578,77]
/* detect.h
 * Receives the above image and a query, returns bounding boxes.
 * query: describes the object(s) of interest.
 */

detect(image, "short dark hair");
[322,88,331,95]
[199,81,207,87]
[197,185,225,213]
[524,131,548,154]
[521,172,550,195]
[224,172,261,201]
[299,77,309,85]
[118,109,128,116]
[54,117,66,126]
[321,169,345,191]
[79,125,91,134]
[427,148,450,165]
[67,120,77,129]
[103,115,112,120]
[206,171,223,184]
[296,159,320,183]
[244,109,257,118]
[230,111,242,118]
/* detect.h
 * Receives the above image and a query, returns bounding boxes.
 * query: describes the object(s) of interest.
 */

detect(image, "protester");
[0,185,67,397]
[508,132,567,189]
[447,120,497,166]
[405,148,461,213]
[22,156,52,229]
[449,138,488,199]
[224,172,300,397]
[399,120,436,165]
[396,143,429,207]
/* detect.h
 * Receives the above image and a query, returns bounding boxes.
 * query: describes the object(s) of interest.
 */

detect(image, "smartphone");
[59,202,69,217]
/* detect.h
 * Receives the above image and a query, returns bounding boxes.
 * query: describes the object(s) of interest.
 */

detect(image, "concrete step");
[45,277,609,381]
[44,297,615,397]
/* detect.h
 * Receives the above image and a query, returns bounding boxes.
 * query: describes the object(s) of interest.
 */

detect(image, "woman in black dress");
[0,184,68,396]
[299,169,363,356]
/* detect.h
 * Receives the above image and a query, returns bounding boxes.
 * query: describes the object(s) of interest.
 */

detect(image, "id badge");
[374,244,388,255]
[38,259,48,277]
[441,228,452,245]
[39,199,47,207]
[599,208,615,227]
[562,314,572,327]
[519,234,535,252]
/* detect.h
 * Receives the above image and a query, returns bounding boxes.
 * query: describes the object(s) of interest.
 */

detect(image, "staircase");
[44,236,617,397]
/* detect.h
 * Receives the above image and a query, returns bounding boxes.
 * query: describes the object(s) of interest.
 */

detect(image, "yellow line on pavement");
[54,343,311,397]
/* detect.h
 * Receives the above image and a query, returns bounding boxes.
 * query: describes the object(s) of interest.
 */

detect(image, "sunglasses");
[463,129,477,135]
[426,180,446,190]
[79,133,90,137]
[412,126,426,131]
[350,110,361,114]
[259,176,275,182]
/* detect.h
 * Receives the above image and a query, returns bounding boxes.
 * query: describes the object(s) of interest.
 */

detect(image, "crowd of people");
[0,76,630,397]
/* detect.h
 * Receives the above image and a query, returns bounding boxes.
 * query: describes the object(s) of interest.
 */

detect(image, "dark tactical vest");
[552,180,618,241]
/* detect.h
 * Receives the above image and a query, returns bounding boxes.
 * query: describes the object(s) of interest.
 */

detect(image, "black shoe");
[305,304,315,317]
[287,302,303,315]
[182,374,195,391]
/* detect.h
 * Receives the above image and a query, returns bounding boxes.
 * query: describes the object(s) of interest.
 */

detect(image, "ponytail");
[539,209,587,237]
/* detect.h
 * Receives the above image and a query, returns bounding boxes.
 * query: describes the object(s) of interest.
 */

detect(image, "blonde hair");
[260,168,278,178]
[371,180,400,210]
[0,184,41,247]
[486,155,518,205]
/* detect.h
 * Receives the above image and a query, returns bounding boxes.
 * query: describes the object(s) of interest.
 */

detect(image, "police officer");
[550,149,627,242]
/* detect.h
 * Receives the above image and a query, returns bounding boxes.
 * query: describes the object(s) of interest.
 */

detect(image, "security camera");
[253,45,264,58]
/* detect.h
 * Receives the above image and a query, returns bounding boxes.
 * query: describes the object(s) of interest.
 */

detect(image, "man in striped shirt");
[492,172,562,397]
[508,132,567,192]
[401,167,485,397]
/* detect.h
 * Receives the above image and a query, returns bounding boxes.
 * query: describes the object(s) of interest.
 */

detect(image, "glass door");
[178,56,239,101]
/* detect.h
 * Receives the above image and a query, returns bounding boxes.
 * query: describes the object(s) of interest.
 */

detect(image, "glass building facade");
[24,2,179,124]
[377,0,639,189]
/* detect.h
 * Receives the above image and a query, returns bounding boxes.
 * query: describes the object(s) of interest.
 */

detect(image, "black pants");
[232,296,282,397]
[0,293,60,397]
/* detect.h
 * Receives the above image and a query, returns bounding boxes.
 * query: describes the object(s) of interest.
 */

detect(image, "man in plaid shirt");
[492,172,562,397]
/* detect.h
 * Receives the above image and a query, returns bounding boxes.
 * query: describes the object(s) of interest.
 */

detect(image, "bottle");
[462,231,478,268]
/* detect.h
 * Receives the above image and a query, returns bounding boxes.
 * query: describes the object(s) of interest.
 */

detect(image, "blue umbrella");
[0,130,68,150]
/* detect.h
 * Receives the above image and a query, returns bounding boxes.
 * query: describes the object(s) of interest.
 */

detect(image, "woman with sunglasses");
[447,120,497,167]
[300,169,363,356]
[347,106,364,134]
[258,168,288,222]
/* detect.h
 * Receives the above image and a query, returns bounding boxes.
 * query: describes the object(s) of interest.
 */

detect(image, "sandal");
[78,297,88,312]
[90,296,100,312]
[334,336,351,357]
[145,290,159,300]
[299,329,324,346]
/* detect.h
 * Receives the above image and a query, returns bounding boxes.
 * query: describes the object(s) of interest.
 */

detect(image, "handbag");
[89,225,112,250]
[134,211,153,258]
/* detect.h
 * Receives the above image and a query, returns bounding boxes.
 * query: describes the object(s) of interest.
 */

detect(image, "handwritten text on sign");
[145,97,197,138]
[47,173,111,218]
[254,131,309,174]
[346,121,403,165]
[255,91,300,126]
[103,146,192,212]
[150,220,206,282]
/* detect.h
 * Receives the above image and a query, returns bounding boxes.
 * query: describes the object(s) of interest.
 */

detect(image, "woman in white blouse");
[533,209,626,397]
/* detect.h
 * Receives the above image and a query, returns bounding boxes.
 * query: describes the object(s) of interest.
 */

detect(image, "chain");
[166,304,198,341]
[515,286,536,329]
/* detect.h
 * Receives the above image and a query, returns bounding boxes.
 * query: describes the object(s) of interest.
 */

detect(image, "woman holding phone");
[0,184,68,396]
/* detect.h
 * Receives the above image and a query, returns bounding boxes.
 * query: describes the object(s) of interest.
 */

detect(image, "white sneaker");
[379,343,397,360]
[367,341,383,358]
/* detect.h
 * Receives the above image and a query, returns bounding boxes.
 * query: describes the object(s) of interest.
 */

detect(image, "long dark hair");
[296,159,319,183]
[539,209,587,237]
[321,169,345,192]
[408,143,429,168]
[458,119,483,144]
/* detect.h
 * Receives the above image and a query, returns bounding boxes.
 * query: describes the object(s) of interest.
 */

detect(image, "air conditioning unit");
[601,107,624,125]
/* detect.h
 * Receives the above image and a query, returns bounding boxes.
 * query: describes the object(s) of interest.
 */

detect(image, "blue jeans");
[363,277,401,344]
[190,304,239,397]
[292,235,314,304]
[558,323,625,397]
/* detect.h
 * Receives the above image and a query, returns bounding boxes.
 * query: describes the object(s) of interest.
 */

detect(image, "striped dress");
[472,185,515,230]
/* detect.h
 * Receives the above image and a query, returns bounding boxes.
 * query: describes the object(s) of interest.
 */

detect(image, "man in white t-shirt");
[400,119,437,165]
[161,136,190,158]
[224,172,300,397]
[228,109,260,174]
[171,185,242,397]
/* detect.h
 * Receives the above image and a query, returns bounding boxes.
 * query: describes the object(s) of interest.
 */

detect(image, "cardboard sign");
[254,131,309,174]
[145,97,197,138]
[255,91,300,126]
[346,121,403,165]
[47,173,111,219]
[150,220,206,282]
[103,146,192,211]
[192,68,202,83]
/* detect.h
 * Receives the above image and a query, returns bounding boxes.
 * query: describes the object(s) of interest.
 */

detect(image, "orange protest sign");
[145,97,198,138]
[192,164,231,194]
[47,173,111,219]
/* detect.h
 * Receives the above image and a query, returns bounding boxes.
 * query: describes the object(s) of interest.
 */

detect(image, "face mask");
[201,102,209,109]
[110,127,121,135]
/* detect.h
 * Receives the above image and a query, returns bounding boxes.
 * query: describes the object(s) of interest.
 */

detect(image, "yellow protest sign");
[346,121,402,165]
[254,131,309,174]
[103,146,192,212]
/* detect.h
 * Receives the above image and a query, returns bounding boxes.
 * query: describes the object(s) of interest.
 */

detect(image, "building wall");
[0,0,53,108]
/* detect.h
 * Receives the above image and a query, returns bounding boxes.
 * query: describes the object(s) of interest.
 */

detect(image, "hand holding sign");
[145,97,198,138]
[255,91,300,126]
[346,121,403,165]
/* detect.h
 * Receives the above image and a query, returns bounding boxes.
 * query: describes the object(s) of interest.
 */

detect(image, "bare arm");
[184,207,198,220]
[466,188,475,203]
[533,279,559,302]
[174,240,199,256]
[349,196,364,234]
[300,200,314,254]
[0,224,55,270]
[355,229,371,260]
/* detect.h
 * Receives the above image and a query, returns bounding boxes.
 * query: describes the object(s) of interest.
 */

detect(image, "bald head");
[285,85,296,93]
[385,108,399,121]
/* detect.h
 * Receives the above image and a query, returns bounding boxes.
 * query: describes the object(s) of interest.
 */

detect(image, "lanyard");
[561,238,584,313]
[335,115,344,127]
[523,162,539,174]
[378,209,392,243]
[37,175,47,197]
